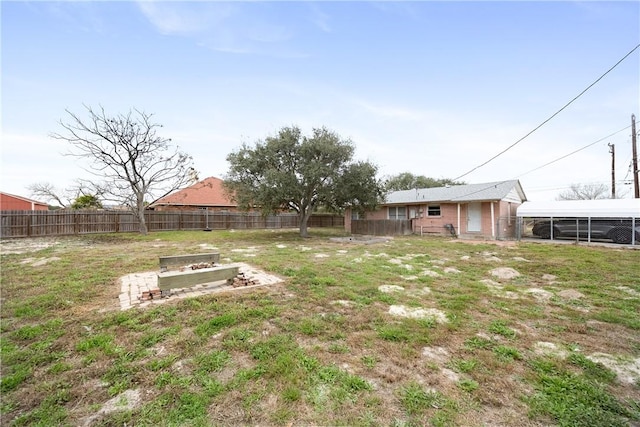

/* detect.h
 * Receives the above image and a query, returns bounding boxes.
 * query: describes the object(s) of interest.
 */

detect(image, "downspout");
[457,203,461,236]
[490,201,495,239]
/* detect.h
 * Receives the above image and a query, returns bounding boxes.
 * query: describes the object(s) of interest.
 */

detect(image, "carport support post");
[550,217,554,240]
[632,114,638,198]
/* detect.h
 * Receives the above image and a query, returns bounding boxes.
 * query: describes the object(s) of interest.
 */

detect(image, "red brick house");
[345,180,527,240]
[0,192,49,211]
[148,177,239,212]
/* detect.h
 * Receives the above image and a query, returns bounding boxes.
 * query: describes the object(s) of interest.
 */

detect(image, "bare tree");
[51,105,197,234]
[556,183,609,200]
[28,182,71,208]
[29,180,109,208]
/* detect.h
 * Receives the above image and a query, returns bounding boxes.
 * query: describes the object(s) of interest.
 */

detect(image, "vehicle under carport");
[516,199,640,245]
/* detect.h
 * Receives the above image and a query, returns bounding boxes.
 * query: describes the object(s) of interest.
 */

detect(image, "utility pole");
[632,114,639,198]
[608,143,615,198]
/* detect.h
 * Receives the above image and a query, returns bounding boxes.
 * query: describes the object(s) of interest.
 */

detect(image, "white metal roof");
[517,199,640,218]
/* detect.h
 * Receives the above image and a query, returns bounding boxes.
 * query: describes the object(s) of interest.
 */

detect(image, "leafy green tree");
[70,194,103,210]
[384,172,464,192]
[225,126,383,237]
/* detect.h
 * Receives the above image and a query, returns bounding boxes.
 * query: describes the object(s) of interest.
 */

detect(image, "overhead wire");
[516,125,631,178]
[451,43,640,182]
[622,154,633,182]
[440,123,633,201]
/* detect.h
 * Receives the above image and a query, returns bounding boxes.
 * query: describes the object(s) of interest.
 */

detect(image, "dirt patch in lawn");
[329,236,393,244]
[0,236,132,255]
[79,389,143,427]
[587,353,640,384]
[388,305,448,323]
[19,256,61,266]
[451,238,518,247]
[1,238,65,255]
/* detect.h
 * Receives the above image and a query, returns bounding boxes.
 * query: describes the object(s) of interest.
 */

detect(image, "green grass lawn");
[1,229,639,426]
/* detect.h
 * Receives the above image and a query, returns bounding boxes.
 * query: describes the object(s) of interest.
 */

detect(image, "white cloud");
[307,3,332,33]
[137,1,301,57]
[350,98,430,121]
[137,1,233,35]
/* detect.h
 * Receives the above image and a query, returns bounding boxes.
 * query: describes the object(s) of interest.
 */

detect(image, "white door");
[468,203,482,232]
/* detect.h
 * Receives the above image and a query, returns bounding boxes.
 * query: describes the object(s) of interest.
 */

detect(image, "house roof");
[384,180,526,205]
[0,192,48,206]
[151,177,236,207]
[517,199,640,218]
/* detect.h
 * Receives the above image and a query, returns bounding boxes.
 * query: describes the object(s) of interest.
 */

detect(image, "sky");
[2,0,639,204]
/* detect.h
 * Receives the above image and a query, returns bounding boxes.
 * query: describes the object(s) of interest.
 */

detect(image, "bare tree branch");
[557,183,610,200]
[51,105,197,233]
[27,179,107,208]
[27,183,69,208]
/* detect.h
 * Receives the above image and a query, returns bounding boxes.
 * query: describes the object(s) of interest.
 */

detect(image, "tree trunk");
[136,200,148,235]
[299,209,313,238]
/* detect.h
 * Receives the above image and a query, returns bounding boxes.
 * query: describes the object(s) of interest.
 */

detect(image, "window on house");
[427,205,441,216]
[388,206,406,220]
[351,210,360,220]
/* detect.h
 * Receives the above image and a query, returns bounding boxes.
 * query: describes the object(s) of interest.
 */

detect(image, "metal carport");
[516,199,640,245]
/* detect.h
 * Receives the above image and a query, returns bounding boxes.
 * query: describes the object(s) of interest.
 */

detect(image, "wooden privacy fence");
[0,210,344,238]
[351,219,412,236]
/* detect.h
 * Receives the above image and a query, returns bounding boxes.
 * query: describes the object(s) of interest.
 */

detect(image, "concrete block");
[157,265,239,291]
[159,253,221,271]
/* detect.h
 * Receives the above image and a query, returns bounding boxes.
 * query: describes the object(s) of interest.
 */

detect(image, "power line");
[527,185,599,193]
[623,160,633,181]
[437,125,633,201]
[452,43,640,182]
[516,125,631,178]
[527,180,615,192]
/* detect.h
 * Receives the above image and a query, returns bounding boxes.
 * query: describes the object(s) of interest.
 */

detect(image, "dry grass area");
[1,229,639,426]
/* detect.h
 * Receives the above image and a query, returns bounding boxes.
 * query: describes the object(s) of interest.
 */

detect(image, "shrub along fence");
[0,210,344,238]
